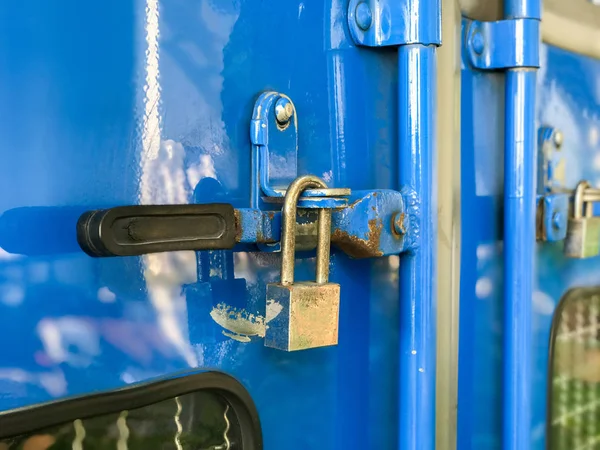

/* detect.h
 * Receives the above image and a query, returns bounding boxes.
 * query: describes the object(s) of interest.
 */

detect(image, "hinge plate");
[465,18,540,70]
[347,0,441,47]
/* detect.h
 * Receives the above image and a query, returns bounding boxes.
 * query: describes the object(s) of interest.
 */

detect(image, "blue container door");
[0,1,413,448]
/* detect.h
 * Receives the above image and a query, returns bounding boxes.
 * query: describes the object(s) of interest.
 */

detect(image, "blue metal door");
[458,1,600,449]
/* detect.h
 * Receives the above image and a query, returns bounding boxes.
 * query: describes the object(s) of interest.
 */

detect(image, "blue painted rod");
[502,0,540,447]
[398,44,437,450]
[503,69,537,450]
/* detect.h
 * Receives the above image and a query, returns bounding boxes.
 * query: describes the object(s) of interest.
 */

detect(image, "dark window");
[0,372,261,450]
[549,288,600,450]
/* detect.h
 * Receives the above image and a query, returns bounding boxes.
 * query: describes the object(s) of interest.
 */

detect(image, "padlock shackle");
[574,180,592,219]
[316,208,332,284]
[280,175,329,286]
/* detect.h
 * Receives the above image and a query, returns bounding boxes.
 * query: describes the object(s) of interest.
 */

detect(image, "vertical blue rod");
[504,0,541,20]
[398,44,437,450]
[503,0,539,447]
[503,69,536,450]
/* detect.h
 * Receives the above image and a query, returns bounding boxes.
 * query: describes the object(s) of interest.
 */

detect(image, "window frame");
[0,371,262,449]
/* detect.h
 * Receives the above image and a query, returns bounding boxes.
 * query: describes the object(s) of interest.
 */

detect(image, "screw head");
[275,98,294,126]
[553,130,564,149]
[471,30,485,55]
[355,2,372,31]
[392,212,405,236]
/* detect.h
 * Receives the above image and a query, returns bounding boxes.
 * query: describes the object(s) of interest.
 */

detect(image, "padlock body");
[565,217,600,258]
[265,281,340,351]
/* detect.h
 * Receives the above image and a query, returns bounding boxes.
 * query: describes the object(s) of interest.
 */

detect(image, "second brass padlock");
[565,181,600,258]
[265,175,341,351]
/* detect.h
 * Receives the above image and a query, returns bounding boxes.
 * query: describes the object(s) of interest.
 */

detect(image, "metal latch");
[76,90,413,259]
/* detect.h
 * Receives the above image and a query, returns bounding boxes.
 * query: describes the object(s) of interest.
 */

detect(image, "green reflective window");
[550,288,600,450]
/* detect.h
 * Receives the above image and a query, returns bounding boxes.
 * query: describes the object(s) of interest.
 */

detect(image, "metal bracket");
[236,190,408,257]
[535,127,568,242]
[465,18,540,70]
[250,91,350,210]
[536,193,568,242]
[537,126,565,194]
[347,0,441,47]
[250,91,299,206]
[245,90,414,257]
[332,189,408,257]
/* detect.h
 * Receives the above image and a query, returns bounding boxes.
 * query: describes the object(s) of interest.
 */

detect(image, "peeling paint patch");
[222,331,252,343]
[210,303,267,342]
[210,300,283,343]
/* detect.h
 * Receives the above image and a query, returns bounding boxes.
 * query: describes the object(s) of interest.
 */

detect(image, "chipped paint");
[210,303,265,339]
[222,331,252,343]
[210,301,283,343]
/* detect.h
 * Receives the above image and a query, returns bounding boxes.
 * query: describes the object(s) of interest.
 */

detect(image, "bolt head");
[275,98,294,125]
[553,130,564,149]
[471,30,485,55]
[355,2,372,31]
[393,212,405,236]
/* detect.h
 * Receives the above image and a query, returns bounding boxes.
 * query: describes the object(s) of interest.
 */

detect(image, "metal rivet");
[552,212,563,230]
[392,212,405,236]
[275,98,294,126]
[471,30,485,55]
[355,2,372,31]
[553,130,564,149]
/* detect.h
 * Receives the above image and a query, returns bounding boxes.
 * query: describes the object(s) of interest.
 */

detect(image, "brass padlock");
[265,175,341,351]
[565,181,600,258]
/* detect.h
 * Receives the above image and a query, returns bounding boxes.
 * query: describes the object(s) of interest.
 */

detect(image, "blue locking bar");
[503,0,540,448]
[505,0,541,20]
[347,0,440,447]
[398,44,437,450]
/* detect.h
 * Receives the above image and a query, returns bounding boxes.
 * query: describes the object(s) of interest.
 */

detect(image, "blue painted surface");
[397,44,438,450]
[465,19,540,70]
[347,0,441,47]
[458,37,600,450]
[346,1,440,447]
[502,1,540,447]
[504,0,541,20]
[0,1,403,448]
[503,67,537,450]
[539,193,569,242]
[250,91,298,204]
[458,50,505,449]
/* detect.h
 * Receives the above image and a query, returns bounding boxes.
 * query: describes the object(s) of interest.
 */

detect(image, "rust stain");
[234,210,242,242]
[331,218,383,258]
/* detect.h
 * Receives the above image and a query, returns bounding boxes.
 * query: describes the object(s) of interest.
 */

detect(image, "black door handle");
[77,204,236,257]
